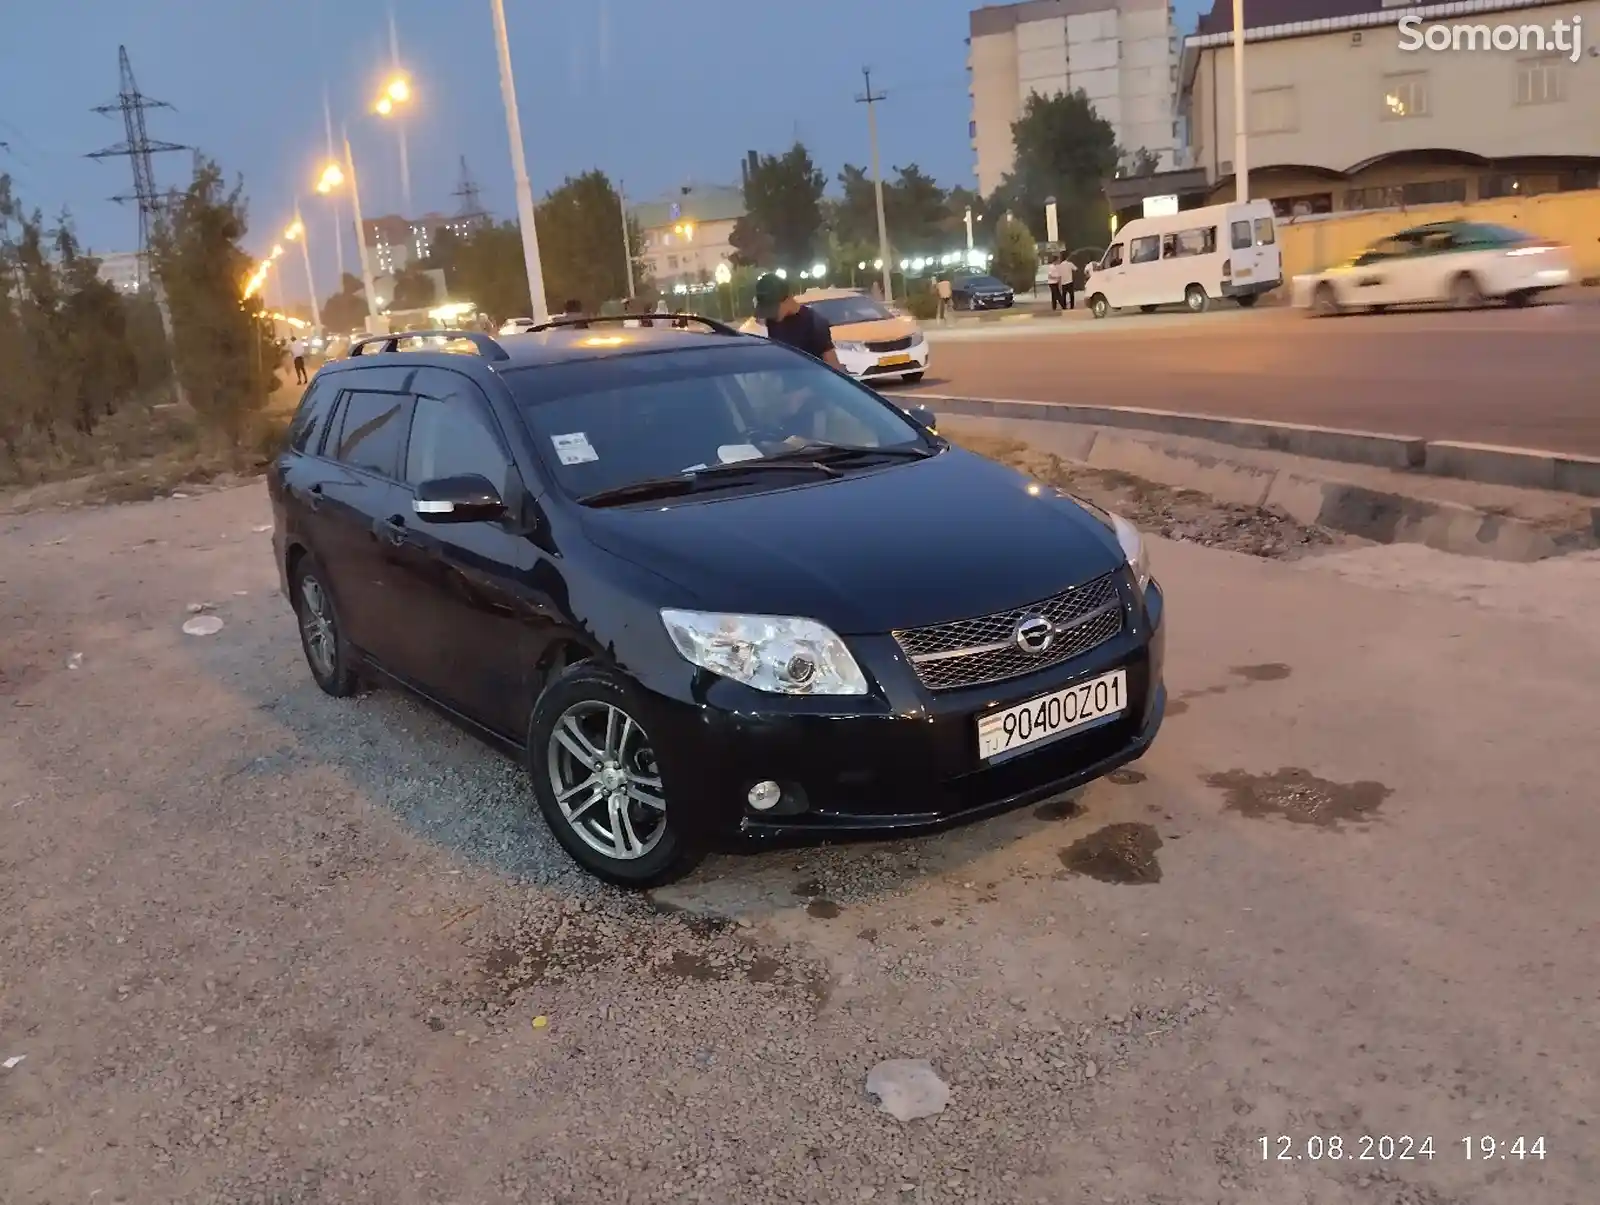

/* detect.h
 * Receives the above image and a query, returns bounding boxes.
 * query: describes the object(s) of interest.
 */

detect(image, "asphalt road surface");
[4,484,1598,1202]
[918,303,1600,458]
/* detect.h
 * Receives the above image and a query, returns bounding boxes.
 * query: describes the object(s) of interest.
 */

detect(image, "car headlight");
[907,331,925,346]
[834,340,867,353]
[659,609,869,696]
[1109,512,1151,592]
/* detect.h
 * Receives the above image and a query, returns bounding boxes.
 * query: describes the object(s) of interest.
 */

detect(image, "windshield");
[507,344,930,501]
[806,295,894,325]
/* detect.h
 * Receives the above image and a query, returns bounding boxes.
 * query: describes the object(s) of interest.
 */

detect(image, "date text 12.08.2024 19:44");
[1260,1135,1547,1161]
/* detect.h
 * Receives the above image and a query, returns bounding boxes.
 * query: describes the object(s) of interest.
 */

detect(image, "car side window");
[330,389,410,479]
[287,377,338,453]
[1129,236,1160,264]
[405,392,510,494]
[1101,244,1124,268]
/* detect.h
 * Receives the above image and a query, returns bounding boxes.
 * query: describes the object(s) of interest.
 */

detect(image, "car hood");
[578,448,1126,634]
[828,315,920,343]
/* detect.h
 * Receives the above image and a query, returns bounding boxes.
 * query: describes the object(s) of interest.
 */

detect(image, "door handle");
[379,514,408,546]
[305,482,324,511]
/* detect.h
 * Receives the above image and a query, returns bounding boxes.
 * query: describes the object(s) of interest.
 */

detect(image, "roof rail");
[347,329,510,361]
[524,313,743,337]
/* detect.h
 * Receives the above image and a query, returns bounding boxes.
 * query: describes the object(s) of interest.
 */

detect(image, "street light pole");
[857,67,893,303]
[343,129,381,329]
[619,179,636,300]
[322,86,346,282]
[489,0,549,324]
[1232,0,1249,201]
[964,205,974,251]
[290,207,322,332]
[388,5,413,215]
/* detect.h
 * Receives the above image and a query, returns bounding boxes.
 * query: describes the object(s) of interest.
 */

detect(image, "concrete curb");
[937,414,1589,563]
[910,393,1600,499]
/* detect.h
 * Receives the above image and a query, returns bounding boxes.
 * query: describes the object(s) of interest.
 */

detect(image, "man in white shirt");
[289,337,308,385]
[1046,257,1064,311]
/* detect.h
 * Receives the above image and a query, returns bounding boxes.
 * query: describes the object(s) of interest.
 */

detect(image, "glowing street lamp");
[315,161,345,195]
[284,211,322,333]
[311,141,379,328]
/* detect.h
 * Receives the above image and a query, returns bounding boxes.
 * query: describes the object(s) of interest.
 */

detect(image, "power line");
[87,45,188,278]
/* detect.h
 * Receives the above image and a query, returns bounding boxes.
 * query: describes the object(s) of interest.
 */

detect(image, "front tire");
[292,555,363,697]
[1089,294,1110,319]
[527,661,704,888]
[1184,284,1209,313]
[901,370,925,383]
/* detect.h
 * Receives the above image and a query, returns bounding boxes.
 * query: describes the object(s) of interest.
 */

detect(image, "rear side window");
[1231,220,1252,250]
[287,378,337,453]
[331,390,410,478]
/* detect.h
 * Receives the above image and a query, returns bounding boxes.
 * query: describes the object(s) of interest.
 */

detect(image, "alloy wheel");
[546,701,667,861]
[298,574,337,679]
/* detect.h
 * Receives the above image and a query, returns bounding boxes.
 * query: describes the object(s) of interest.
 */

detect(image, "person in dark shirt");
[561,298,588,329]
[752,273,842,370]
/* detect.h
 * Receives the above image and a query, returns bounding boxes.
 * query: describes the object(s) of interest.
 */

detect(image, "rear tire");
[526,661,704,889]
[1505,289,1533,308]
[1234,293,1259,308]
[1089,294,1110,319]
[291,554,363,698]
[1449,272,1484,309]
[1184,284,1209,313]
[1140,304,1158,314]
[1311,282,1342,317]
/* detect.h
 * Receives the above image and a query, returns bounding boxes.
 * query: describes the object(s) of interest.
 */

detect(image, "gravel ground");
[2,484,1595,1204]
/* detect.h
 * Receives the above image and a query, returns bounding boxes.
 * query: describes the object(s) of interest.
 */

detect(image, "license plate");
[878,353,912,367]
[1235,267,1252,279]
[976,670,1127,760]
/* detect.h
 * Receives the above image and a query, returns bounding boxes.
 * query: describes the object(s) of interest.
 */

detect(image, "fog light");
[747,781,782,811]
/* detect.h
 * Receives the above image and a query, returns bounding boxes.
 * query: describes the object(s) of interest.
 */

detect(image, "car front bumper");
[836,339,930,380]
[636,577,1166,849]
[964,293,1014,310]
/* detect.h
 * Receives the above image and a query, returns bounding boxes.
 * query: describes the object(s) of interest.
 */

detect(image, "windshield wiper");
[578,459,840,508]
[765,441,935,464]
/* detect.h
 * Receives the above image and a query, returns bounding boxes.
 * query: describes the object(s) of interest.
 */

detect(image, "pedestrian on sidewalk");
[1046,256,1064,311]
[289,336,308,385]
[1061,254,1078,311]
[936,276,953,324]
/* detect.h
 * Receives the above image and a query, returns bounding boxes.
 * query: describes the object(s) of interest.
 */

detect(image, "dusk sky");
[2,0,1207,303]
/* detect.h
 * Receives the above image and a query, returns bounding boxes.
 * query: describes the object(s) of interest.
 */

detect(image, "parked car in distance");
[1291,221,1574,315]
[1085,199,1281,318]
[268,320,1166,887]
[739,288,929,383]
[948,272,1015,311]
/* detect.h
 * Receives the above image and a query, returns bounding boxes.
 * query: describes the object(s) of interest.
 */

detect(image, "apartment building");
[95,251,143,294]
[968,0,1183,195]
[361,213,480,275]
[1154,0,1600,217]
[630,184,743,286]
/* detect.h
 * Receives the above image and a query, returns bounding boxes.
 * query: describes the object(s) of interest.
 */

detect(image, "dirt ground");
[2,484,1597,1204]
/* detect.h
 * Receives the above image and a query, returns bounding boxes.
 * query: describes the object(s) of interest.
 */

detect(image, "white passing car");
[498,317,538,335]
[1292,221,1573,315]
[740,288,929,383]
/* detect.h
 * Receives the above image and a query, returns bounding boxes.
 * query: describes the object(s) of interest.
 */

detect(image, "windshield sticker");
[716,444,762,464]
[551,432,598,465]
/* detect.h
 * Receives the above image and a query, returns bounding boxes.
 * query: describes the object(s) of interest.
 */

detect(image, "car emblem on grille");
[1013,614,1054,654]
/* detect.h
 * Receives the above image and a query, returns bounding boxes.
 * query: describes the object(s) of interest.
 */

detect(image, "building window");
[1516,58,1566,105]
[1381,73,1429,119]
[1246,86,1298,135]
[1271,194,1333,218]
[1402,179,1467,206]
[1479,173,1560,199]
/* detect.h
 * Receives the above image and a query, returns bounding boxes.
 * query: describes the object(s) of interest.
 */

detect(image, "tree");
[993,90,1119,251]
[1130,148,1161,177]
[728,215,774,269]
[883,164,948,254]
[533,169,639,308]
[740,142,826,268]
[390,267,436,310]
[148,156,280,452]
[321,272,368,334]
[991,216,1038,294]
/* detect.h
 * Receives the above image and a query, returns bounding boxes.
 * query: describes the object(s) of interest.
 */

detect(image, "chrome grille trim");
[894,573,1124,691]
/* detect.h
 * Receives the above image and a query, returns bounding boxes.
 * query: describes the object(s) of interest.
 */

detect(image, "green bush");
[900,286,940,321]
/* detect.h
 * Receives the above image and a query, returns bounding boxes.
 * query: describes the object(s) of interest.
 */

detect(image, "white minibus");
[1083,200,1282,318]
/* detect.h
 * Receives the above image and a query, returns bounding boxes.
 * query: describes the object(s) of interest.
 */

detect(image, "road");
[917,303,1600,458]
[3,484,1598,1202]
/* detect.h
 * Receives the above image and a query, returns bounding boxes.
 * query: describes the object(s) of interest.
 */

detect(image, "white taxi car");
[740,288,929,383]
[1292,221,1573,315]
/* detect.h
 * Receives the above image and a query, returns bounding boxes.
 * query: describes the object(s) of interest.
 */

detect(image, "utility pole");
[388,4,413,215]
[343,128,380,328]
[856,68,893,303]
[489,0,548,323]
[323,86,346,281]
[1232,0,1249,201]
[618,179,635,300]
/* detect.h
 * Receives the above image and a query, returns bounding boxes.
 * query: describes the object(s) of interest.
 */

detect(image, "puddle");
[806,899,841,919]
[1107,769,1147,785]
[1059,823,1163,884]
[1230,663,1292,682]
[1033,794,1082,821]
[1203,767,1391,829]
[793,878,825,898]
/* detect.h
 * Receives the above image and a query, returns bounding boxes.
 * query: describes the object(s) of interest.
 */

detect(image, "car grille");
[894,573,1124,692]
[865,335,913,352]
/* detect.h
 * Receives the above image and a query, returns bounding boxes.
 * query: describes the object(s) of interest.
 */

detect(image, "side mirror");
[907,404,937,431]
[412,474,506,524]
